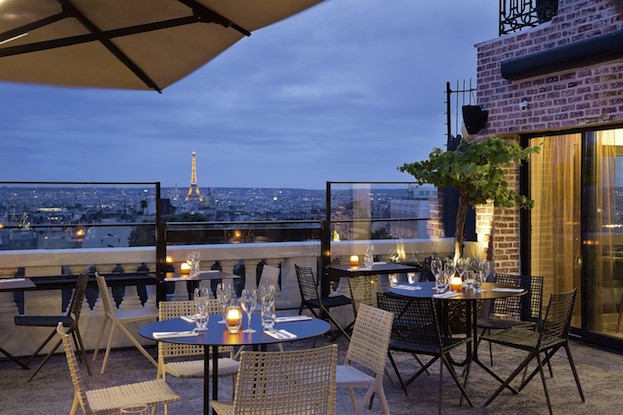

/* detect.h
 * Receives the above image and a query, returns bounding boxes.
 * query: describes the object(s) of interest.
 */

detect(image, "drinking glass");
[259,284,276,305]
[480,260,490,292]
[240,288,257,333]
[437,270,449,294]
[216,282,232,324]
[193,287,210,331]
[407,272,420,284]
[120,404,149,415]
[261,300,276,331]
[431,257,443,292]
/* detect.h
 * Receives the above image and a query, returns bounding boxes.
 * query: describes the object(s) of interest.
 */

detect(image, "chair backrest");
[295,265,319,302]
[345,303,394,375]
[521,275,544,322]
[541,288,577,342]
[233,344,337,415]
[348,275,382,316]
[68,273,89,321]
[95,272,116,316]
[57,322,93,415]
[258,265,280,293]
[377,293,442,347]
[491,273,523,318]
[158,300,230,359]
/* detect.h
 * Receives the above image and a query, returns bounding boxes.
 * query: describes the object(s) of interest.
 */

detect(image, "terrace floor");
[1,333,622,415]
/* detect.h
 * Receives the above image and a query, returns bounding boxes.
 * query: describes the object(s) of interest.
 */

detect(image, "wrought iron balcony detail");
[499,0,559,36]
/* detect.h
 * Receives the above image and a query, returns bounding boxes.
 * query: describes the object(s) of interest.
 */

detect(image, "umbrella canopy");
[0,0,322,92]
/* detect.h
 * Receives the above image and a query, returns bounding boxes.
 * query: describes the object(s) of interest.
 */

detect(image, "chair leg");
[28,338,62,382]
[69,394,80,415]
[92,316,109,362]
[564,343,585,402]
[101,322,117,374]
[387,351,408,396]
[117,322,157,368]
[438,355,444,415]
[484,352,535,407]
[73,327,91,377]
[24,329,56,366]
[444,355,473,407]
[535,351,554,415]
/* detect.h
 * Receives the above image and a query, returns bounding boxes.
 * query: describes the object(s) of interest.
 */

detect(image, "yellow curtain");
[529,134,582,305]
[591,130,617,331]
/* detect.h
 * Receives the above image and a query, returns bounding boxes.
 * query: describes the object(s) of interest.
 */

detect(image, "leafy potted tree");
[398,136,539,261]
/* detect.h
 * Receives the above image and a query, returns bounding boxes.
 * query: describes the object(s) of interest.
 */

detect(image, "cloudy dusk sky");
[0,0,498,190]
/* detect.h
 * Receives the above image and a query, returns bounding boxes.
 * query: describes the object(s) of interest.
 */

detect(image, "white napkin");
[153,331,198,339]
[433,291,460,299]
[492,287,524,293]
[0,278,26,283]
[373,261,387,265]
[393,284,422,291]
[274,316,312,323]
[264,329,297,340]
[180,315,196,323]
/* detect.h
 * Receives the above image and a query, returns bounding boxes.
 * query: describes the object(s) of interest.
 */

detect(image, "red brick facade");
[474,0,623,273]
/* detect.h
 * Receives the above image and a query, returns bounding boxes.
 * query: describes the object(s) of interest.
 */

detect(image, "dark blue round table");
[139,313,330,415]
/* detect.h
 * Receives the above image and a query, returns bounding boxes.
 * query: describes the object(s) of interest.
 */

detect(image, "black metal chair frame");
[480,288,585,415]
[294,264,353,341]
[14,273,91,381]
[477,273,544,366]
[377,292,473,415]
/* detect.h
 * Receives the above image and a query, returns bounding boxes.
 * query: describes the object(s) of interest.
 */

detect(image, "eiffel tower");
[185,151,203,201]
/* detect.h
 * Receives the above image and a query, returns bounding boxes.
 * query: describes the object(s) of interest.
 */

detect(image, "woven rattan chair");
[295,264,353,340]
[56,322,179,415]
[377,292,472,415]
[336,303,394,415]
[14,273,91,382]
[480,288,584,415]
[92,273,157,374]
[348,275,382,317]
[477,274,544,365]
[211,344,337,415]
[157,300,239,392]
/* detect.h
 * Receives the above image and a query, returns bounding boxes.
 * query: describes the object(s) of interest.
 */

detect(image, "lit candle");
[349,255,360,267]
[226,306,242,334]
[180,262,191,274]
[450,276,463,292]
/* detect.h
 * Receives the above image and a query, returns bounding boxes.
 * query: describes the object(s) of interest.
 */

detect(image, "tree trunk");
[454,194,469,261]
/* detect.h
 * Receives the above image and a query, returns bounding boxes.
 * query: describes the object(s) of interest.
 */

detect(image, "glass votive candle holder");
[349,255,359,267]
[225,305,242,334]
[450,275,463,292]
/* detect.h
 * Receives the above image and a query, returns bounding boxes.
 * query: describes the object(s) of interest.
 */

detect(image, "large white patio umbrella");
[0,0,322,92]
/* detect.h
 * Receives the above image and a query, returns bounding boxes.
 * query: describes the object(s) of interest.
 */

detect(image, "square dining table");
[139,312,330,415]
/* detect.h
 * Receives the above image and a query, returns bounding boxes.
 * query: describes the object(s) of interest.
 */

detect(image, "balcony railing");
[499,0,559,36]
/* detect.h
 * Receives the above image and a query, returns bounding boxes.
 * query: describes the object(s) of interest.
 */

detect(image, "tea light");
[225,306,242,334]
[180,262,191,274]
[349,255,360,267]
[450,276,463,292]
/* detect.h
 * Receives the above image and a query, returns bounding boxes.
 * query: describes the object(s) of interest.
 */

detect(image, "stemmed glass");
[216,282,232,324]
[193,288,210,331]
[431,257,443,292]
[240,288,257,333]
[479,260,490,292]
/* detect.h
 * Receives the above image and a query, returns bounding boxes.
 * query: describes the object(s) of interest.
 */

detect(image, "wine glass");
[259,284,276,305]
[193,287,210,331]
[240,288,257,333]
[437,268,450,293]
[216,282,232,324]
[431,257,443,291]
[480,260,490,292]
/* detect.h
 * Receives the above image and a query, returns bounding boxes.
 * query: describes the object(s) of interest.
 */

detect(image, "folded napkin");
[492,287,524,293]
[433,291,460,299]
[153,331,198,339]
[393,284,422,291]
[0,278,26,283]
[274,316,312,323]
[180,315,196,323]
[373,261,387,265]
[264,329,297,340]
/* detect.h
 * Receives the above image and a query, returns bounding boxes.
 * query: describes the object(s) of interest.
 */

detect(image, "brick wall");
[474,0,623,273]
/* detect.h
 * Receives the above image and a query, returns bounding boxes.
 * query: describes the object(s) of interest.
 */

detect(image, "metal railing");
[500,0,559,36]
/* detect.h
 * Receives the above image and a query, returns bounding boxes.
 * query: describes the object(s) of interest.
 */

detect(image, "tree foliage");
[398,136,540,258]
